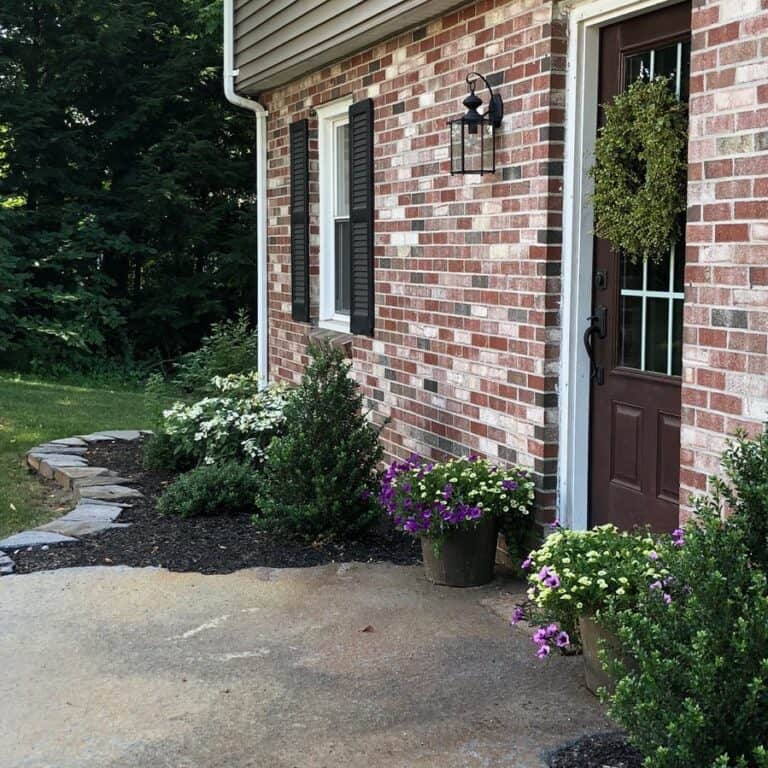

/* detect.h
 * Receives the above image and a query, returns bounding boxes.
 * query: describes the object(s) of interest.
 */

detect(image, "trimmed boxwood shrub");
[603,432,768,768]
[157,461,259,518]
[254,342,383,540]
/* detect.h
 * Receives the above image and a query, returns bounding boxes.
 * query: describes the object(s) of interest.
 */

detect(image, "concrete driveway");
[1,563,609,767]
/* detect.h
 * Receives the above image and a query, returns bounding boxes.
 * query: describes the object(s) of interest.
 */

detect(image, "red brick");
[704,159,734,178]
[707,21,740,45]
[715,223,750,242]
[735,201,768,219]
[709,392,743,415]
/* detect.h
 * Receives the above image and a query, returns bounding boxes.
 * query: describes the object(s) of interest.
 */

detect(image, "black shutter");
[290,119,310,322]
[348,99,375,336]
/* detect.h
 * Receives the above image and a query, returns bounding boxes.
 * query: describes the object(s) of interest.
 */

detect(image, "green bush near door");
[603,432,768,768]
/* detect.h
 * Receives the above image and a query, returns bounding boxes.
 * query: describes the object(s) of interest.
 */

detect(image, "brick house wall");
[680,0,768,514]
[261,0,566,521]
[258,0,768,525]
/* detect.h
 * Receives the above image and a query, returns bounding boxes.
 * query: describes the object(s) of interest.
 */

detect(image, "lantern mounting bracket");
[466,72,504,128]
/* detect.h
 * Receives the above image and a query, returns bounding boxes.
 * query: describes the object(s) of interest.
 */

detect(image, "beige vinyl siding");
[233,0,463,94]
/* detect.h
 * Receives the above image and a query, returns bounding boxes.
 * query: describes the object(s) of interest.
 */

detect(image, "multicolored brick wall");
[261,0,566,519]
[680,0,768,513]
[259,0,768,524]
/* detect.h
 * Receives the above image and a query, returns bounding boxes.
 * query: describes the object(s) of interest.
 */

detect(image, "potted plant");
[378,454,535,587]
[517,524,667,693]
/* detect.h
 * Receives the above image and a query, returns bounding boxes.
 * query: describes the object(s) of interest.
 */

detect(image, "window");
[316,97,353,332]
[617,40,689,377]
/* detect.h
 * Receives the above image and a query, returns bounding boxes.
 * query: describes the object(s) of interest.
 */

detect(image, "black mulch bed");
[12,438,421,576]
[548,732,643,768]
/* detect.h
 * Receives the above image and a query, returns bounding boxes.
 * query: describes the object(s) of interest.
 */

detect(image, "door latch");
[583,306,607,385]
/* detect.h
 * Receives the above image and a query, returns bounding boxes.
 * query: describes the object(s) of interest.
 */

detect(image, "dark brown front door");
[588,3,691,532]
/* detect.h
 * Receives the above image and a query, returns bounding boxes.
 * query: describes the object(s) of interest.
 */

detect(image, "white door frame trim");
[558,0,681,530]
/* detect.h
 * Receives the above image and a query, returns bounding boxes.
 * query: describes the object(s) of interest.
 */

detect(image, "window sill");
[318,315,350,334]
[306,326,354,357]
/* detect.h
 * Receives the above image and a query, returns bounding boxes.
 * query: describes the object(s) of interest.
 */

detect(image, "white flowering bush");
[161,372,289,467]
[520,524,667,654]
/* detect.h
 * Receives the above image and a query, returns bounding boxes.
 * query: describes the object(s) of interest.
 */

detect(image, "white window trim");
[558,0,681,531]
[316,96,353,333]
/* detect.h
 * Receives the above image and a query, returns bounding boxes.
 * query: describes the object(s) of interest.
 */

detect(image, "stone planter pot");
[578,614,623,696]
[420,516,498,587]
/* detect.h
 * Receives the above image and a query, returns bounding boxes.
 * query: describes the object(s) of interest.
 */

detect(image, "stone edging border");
[0,430,151,576]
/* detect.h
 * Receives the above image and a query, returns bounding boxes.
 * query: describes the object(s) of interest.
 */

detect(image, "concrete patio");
[1,563,609,767]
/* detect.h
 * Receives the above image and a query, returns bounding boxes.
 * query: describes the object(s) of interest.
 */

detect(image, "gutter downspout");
[223,0,269,386]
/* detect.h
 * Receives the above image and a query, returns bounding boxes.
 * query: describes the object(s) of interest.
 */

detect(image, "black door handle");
[583,308,607,385]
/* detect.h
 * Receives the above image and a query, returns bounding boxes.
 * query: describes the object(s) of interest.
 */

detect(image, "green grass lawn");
[0,373,147,538]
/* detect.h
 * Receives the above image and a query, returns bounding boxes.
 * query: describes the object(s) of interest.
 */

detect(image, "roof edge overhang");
[232,0,469,97]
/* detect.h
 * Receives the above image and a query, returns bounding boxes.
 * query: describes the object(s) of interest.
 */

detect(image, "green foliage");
[143,372,184,433]
[161,373,288,467]
[604,510,768,768]
[142,431,194,473]
[255,343,383,540]
[174,310,258,393]
[696,430,768,573]
[590,75,688,263]
[156,461,259,518]
[524,524,664,641]
[0,0,255,371]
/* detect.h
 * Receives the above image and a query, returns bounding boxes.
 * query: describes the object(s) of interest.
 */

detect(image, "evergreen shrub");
[254,343,383,540]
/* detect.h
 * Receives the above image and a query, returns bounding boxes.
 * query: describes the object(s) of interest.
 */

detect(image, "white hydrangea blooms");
[163,373,289,465]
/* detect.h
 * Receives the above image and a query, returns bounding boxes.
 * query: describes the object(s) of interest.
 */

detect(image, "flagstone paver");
[0,530,78,551]
[71,474,131,489]
[36,455,89,479]
[26,444,88,455]
[1,429,147,576]
[75,484,143,503]
[53,465,113,489]
[49,437,88,447]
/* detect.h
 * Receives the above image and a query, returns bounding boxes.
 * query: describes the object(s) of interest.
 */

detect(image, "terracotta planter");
[578,614,624,695]
[420,516,498,587]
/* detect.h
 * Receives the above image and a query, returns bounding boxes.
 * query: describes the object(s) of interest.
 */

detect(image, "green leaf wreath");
[589,75,688,263]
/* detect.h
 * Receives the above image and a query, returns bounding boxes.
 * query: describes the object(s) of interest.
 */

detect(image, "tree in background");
[0,0,255,372]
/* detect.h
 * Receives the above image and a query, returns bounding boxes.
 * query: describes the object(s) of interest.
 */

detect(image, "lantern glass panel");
[450,121,463,174]
[482,123,495,174]
[463,124,483,174]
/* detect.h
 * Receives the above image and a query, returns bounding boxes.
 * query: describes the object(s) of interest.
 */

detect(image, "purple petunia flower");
[502,478,518,491]
[521,557,532,571]
[648,550,659,561]
[671,528,685,548]
[649,580,662,591]
[662,593,672,605]
[537,566,550,582]
[443,482,453,500]
[466,506,483,520]
[555,631,570,648]
[544,572,561,589]
[511,606,524,625]
[536,644,551,659]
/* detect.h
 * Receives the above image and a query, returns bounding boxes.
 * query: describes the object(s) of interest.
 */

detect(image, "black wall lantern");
[448,73,504,175]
